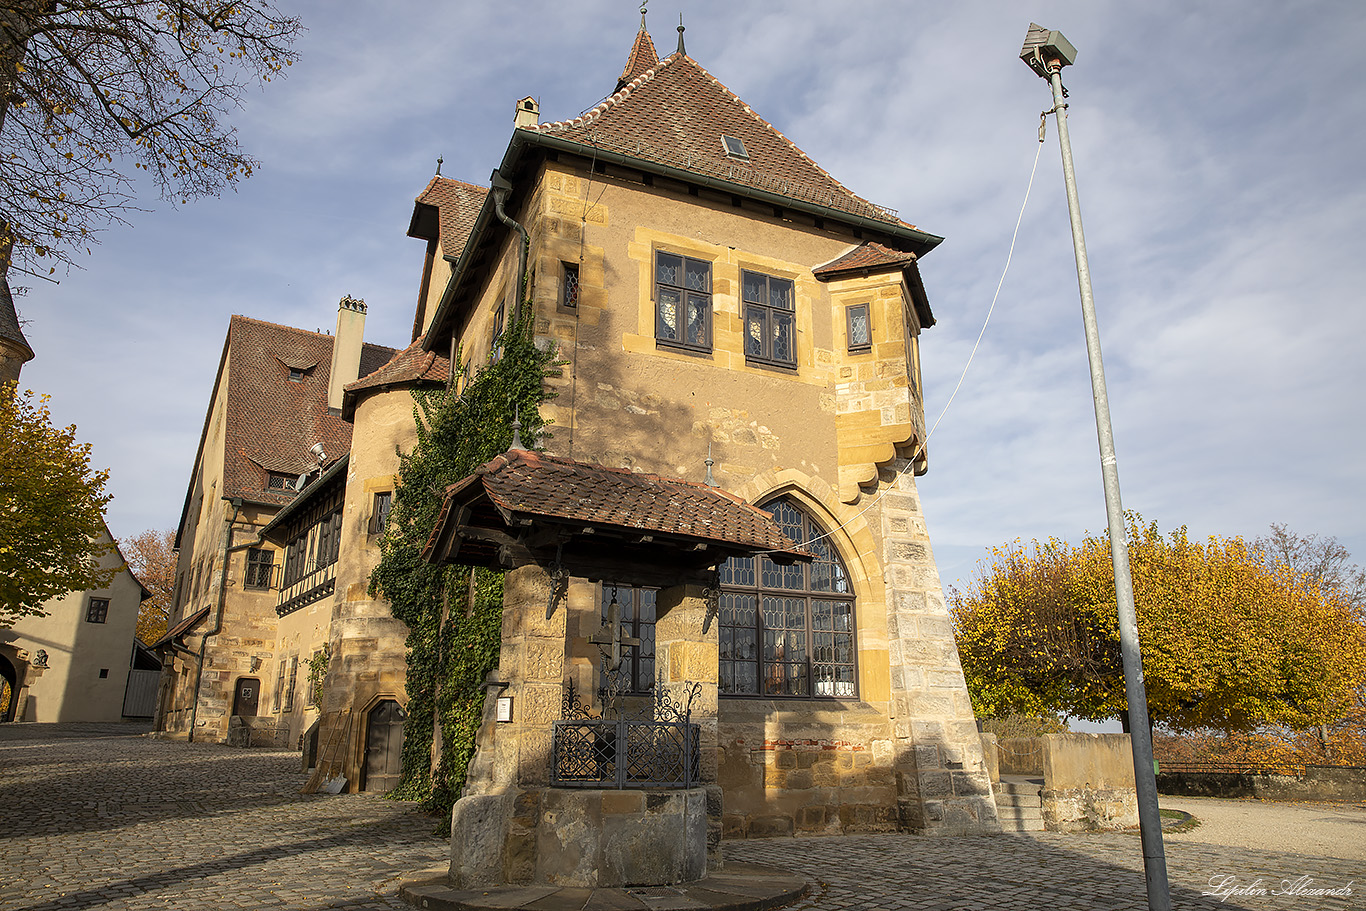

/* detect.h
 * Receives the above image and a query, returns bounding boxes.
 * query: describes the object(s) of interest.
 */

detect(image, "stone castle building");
[156,18,999,835]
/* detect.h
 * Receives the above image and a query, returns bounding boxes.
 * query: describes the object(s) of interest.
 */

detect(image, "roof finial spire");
[639,0,647,30]
[435,155,443,175]
[705,442,716,487]
[510,402,525,451]
[676,13,685,56]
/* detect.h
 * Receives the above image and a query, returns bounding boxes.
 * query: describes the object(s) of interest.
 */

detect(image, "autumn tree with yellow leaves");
[118,527,173,644]
[0,381,114,623]
[951,516,1366,742]
[0,1,301,277]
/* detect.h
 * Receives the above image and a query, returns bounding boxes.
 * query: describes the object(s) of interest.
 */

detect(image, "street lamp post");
[1020,23,1172,911]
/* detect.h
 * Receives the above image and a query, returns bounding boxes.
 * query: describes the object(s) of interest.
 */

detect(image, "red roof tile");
[341,335,451,420]
[531,49,903,226]
[617,25,659,91]
[423,448,810,565]
[813,242,918,278]
[410,175,489,259]
[153,606,210,648]
[221,316,394,506]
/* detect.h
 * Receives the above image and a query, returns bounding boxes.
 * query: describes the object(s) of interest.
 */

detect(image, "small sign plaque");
[496,695,513,723]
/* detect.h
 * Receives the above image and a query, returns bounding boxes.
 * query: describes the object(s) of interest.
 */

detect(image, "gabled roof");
[421,29,943,352]
[423,448,811,577]
[341,334,450,420]
[408,175,489,258]
[176,315,397,544]
[531,50,904,227]
[220,316,393,507]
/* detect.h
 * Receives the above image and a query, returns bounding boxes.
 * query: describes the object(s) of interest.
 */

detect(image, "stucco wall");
[2,528,145,722]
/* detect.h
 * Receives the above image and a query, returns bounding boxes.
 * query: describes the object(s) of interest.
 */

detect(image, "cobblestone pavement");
[1,723,447,911]
[3,724,1361,911]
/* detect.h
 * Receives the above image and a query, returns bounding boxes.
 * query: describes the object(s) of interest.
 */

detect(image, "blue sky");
[15,0,1366,599]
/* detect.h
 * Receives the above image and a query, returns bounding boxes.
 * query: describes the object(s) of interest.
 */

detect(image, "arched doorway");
[362,699,405,792]
[231,677,261,717]
[0,652,17,723]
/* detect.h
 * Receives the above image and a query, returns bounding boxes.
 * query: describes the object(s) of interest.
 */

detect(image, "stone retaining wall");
[1156,766,1366,802]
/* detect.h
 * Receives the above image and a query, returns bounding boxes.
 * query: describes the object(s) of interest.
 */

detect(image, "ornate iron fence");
[551,718,700,788]
[551,673,702,789]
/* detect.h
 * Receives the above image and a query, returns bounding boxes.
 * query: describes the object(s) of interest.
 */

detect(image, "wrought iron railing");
[550,670,702,789]
[551,718,700,788]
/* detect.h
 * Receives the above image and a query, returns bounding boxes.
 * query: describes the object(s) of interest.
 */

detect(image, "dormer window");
[267,471,296,491]
[721,135,749,161]
[288,367,306,382]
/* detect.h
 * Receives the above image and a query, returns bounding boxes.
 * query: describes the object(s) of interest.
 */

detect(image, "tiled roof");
[814,242,918,278]
[0,276,32,359]
[341,335,450,420]
[410,175,489,259]
[152,606,210,648]
[221,315,394,506]
[531,49,904,226]
[616,25,659,91]
[423,448,810,564]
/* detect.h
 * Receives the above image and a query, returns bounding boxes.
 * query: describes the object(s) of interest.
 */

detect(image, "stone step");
[996,804,1043,822]
[997,778,1044,797]
[994,792,1043,808]
[999,815,1046,833]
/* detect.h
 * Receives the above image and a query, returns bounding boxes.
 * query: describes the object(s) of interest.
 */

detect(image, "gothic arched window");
[719,498,856,697]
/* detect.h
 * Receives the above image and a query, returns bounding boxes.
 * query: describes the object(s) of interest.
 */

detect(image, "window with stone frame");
[283,655,298,712]
[244,548,274,590]
[86,597,110,623]
[369,490,392,535]
[719,498,856,698]
[599,584,657,694]
[273,658,287,712]
[654,252,711,351]
[561,262,580,309]
[847,302,872,353]
[741,270,796,367]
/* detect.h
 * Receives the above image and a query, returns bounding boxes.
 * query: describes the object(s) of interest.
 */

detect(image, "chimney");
[328,296,367,413]
[514,96,539,129]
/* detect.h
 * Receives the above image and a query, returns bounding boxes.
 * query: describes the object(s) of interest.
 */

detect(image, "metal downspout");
[489,170,529,307]
[188,497,261,742]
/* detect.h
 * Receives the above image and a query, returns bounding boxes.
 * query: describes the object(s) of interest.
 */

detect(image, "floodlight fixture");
[1020,22,1077,80]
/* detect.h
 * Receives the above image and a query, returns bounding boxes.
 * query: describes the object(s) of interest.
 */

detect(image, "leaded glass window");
[719,498,856,697]
[847,302,871,352]
[600,585,657,694]
[655,252,711,351]
[741,270,795,367]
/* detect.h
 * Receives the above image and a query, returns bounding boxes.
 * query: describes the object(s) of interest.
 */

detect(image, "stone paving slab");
[398,862,806,911]
[2,724,1361,911]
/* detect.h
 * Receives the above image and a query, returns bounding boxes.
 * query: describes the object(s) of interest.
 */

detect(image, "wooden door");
[232,676,260,717]
[363,700,406,792]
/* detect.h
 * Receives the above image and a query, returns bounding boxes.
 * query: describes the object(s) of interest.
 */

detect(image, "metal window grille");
[562,262,580,308]
[600,585,656,694]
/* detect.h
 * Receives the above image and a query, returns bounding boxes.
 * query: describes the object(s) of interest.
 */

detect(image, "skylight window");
[721,135,749,160]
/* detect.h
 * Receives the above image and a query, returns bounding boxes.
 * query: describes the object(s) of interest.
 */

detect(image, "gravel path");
[1160,794,1366,861]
